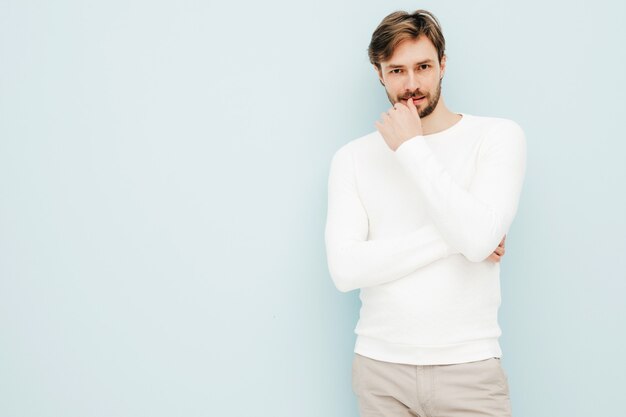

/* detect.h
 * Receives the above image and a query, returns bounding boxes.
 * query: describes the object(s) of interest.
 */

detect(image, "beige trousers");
[352,353,512,417]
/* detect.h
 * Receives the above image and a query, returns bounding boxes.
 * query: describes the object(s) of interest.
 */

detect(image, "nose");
[404,72,420,92]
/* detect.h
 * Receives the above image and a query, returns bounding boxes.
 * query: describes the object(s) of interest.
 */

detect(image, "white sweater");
[324,113,527,365]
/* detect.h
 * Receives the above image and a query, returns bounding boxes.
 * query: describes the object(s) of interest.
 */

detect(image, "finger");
[488,253,501,262]
[406,96,418,114]
[495,247,504,256]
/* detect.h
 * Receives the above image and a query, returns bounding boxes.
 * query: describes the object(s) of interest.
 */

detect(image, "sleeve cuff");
[394,135,434,169]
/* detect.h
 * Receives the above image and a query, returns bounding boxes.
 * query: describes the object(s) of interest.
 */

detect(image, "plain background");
[1,1,625,416]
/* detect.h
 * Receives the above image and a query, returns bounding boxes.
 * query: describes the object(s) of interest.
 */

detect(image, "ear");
[439,54,447,80]
[373,64,385,86]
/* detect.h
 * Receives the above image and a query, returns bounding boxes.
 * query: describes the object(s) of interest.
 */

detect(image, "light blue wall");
[1,1,624,416]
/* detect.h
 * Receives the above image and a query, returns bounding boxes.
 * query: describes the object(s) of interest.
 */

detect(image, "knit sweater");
[324,113,527,365]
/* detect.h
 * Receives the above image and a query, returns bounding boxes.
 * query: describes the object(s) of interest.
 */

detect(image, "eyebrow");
[386,59,435,69]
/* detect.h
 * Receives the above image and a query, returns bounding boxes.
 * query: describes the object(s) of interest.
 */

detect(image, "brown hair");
[368,9,446,69]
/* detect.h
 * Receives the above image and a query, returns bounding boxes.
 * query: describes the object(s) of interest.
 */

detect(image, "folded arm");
[324,145,452,293]
[394,120,527,262]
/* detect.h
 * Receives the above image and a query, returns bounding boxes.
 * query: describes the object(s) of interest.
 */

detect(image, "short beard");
[386,77,442,118]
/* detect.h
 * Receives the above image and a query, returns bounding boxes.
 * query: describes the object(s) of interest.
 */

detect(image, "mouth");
[403,96,426,104]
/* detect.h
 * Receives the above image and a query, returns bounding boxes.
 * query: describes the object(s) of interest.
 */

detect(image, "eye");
[418,64,430,70]
[390,69,402,74]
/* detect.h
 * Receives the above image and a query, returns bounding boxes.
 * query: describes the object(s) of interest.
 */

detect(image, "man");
[324,9,526,417]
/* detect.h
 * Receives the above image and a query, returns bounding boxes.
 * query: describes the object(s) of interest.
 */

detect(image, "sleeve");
[324,145,453,293]
[394,119,527,262]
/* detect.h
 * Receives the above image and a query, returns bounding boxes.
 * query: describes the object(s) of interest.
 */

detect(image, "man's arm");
[324,145,454,293]
[393,120,527,262]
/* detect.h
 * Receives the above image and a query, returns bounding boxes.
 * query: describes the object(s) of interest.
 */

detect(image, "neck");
[420,97,462,135]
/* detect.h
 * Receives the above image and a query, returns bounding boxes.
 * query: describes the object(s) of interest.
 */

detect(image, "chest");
[354,138,482,236]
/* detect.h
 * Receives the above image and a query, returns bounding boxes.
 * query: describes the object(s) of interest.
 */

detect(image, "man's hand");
[487,235,506,262]
[375,97,423,151]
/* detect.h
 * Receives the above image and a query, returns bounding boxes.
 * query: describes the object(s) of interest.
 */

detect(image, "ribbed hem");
[354,335,502,365]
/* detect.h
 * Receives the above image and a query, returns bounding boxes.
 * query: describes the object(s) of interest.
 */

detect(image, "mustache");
[400,92,427,100]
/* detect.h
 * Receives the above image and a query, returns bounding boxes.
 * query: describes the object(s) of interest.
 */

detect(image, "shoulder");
[466,114,525,138]
[462,113,524,134]
[330,130,385,162]
[461,114,526,155]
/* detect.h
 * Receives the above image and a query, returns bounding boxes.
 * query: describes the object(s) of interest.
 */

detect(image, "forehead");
[381,35,438,67]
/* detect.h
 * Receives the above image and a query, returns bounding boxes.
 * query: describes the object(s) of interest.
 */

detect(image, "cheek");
[385,79,404,94]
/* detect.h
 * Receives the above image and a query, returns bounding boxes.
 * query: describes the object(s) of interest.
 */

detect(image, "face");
[375,35,446,118]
